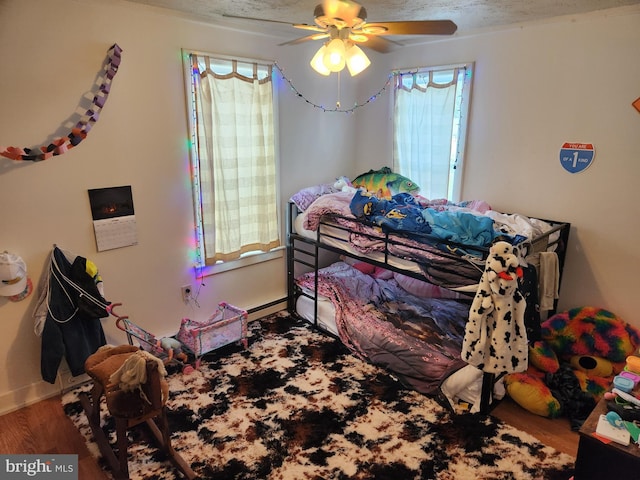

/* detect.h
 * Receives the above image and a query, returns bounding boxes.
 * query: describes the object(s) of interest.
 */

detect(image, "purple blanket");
[296,262,470,395]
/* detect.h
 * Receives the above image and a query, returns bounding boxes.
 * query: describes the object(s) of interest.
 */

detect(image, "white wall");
[356,7,640,327]
[1,0,639,414]
[0,0,351,414]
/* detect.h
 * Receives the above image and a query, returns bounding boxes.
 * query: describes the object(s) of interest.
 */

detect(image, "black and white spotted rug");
[62,311,575,479]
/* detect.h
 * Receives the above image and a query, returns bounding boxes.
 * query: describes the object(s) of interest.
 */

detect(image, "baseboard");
[0,380,61,416]
[0,370,91,416]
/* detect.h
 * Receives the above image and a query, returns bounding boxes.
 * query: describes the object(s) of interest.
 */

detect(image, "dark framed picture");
[88,185,135,220]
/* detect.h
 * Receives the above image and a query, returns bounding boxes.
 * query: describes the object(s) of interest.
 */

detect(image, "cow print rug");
[62,311,575,479]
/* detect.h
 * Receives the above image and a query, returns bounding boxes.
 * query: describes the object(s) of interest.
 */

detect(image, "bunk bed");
[286,184,571,413]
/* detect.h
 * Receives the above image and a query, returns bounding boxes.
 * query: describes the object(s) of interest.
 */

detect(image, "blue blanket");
[349,190,510,256]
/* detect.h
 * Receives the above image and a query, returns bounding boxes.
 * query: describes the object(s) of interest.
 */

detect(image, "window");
[393,64,473,202]
[185,52,280,269]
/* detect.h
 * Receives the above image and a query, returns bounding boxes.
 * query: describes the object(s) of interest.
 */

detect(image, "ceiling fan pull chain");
[336,70,341,109]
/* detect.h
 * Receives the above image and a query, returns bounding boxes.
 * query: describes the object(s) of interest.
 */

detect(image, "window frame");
[182,49,283,275]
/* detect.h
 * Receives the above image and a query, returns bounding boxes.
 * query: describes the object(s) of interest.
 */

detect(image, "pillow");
[349,260,393,279]
[351,262,375,275]
[372,267,393,280]
[289,183,338,211]
[393,273,460,299]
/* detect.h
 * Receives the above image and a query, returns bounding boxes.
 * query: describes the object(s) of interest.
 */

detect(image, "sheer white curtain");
[393,69,458,200]
[193,55,279,263]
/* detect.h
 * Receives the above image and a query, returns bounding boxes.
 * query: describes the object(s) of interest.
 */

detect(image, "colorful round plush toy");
[504,306,640,421]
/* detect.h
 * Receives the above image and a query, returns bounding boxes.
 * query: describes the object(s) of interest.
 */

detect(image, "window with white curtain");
[185,51,281,269]
[393,63,473,202]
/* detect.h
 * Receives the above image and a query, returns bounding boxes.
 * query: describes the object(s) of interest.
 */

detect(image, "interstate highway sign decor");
[560,142,595,173]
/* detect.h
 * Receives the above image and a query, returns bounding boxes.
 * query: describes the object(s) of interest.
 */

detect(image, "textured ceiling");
[123,0,640,44]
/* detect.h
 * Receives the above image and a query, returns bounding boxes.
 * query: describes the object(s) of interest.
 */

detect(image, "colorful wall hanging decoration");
[0,43,122,162]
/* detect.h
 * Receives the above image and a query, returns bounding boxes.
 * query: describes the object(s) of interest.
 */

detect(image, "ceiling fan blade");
[278,34,329,47]
[363,20,457,36]
[354,35,396,54]
[293,24,328,33]
[222,13,330,35]
[222,13,293,24]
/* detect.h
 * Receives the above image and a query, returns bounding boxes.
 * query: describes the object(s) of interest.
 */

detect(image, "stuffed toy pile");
[504,306,640,429]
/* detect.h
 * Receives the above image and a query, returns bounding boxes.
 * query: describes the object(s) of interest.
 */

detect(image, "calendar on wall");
[88,185,138,252]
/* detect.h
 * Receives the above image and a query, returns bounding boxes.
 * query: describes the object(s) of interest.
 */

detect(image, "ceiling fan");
[223,0,457,76]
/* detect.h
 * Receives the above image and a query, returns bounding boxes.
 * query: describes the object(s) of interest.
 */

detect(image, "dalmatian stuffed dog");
[461,241,528,374]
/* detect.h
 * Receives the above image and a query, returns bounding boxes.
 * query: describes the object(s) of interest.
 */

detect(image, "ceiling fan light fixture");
[345,44,370,76]
[323,38,346,72]
[310,45,331,75]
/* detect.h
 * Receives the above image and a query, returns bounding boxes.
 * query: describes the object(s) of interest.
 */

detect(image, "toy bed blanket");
[299,191,556,289]
[296,261,471,395]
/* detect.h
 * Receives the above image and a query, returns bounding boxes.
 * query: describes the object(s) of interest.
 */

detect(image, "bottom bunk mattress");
[294,261,505,406]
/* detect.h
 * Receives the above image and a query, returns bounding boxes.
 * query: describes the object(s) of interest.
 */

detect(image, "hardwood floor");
[0,395,109,480]
[0,392,578,479]
[492,396,579,457]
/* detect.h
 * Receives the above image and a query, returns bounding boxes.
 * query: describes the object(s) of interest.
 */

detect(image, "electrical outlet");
[181,284,192,302]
